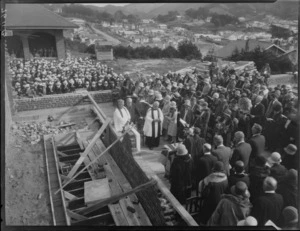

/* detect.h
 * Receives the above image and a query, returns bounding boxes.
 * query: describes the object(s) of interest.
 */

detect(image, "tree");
[177,40,202,60]
[162,46,179,58]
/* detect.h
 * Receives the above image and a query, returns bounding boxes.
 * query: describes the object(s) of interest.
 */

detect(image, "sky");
[83,3,128,7]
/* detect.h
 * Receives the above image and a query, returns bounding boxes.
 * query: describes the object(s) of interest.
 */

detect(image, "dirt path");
[90,23,121,45]
[5,128,51,225]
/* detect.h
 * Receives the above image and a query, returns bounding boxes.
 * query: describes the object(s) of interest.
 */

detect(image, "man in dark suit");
[251,177,284,226]
[230,131,252,173]
[248,123,265,169]
[198,102,211,139]
[197,143,218,186]
[250,95,265,126]
[179,99,194,126]
[212,135,232,176]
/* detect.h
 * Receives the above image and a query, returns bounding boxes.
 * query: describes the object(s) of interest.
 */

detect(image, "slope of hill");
[84,1,298,20]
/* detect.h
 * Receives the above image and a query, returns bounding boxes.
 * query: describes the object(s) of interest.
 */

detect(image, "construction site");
[4,3,298,228]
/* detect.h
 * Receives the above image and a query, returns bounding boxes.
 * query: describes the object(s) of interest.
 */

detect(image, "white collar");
[217,144,224,148]
[265,190,275,194]
[204,152,211,155]
[237,141,245,145]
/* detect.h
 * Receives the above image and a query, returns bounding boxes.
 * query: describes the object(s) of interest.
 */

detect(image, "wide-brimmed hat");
[148,89,154,95]
[170,101,177,109]
[284,144,297,155]
[282,206,298,225]
[267,152,282,165]
[156,94,163,101]
[176,144,188,156]
[231,181,249,197]
[237,216,258,226]
[184,100,191,107]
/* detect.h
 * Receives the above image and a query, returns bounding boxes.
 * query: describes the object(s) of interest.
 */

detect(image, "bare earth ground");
[5,59,297,225]
[5,129,51,225]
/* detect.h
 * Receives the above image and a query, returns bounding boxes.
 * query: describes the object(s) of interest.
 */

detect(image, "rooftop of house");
[6,4,78,30]
[215,39,275,58]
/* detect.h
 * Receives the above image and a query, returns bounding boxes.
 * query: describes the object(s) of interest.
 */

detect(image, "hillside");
[83,1,298,20]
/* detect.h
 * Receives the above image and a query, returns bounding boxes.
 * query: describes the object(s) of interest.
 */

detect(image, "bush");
[112,42,201,60]
[177,40,202,60]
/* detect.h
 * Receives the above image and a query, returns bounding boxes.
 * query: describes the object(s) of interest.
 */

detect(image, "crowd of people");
[10,58,123,98]
[112,62,298,228]
[10,56,298,227]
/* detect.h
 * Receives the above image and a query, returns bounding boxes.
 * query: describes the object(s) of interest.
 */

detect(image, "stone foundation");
[13,91,112,113]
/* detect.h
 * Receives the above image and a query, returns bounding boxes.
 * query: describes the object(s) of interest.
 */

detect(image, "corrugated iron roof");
[6,4,78,30]
[215,39,274,58]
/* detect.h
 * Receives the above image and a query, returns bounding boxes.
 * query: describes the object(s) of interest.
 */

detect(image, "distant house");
[150,29,164,34]
[123,30,139,38]
[238,17,246,22]
[142,19,151,24]
[68,18,85,26]
[102,21,110,27]
[215,39,286,59]
[173,27,185,32]
[206,17,212,22]
[158,24,167,30]
[131,35,149,44]
[152,37,161,42]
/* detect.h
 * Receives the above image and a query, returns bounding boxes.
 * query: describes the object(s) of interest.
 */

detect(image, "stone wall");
[13,91,112,112]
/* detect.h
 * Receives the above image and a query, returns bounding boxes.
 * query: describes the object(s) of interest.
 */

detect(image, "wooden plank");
[80,177,156,216]
[57,151,68,157]
[43,137,56,225]
[103,153,152,225]
[76,132,84,150]
[102,165,137,226]
[152,175,198,226]
[52,137,71,226]
[67,210,88,221]
[86,93,107,121]
[55,127,132,195]
[66,119,110,179]
[64,191,79,201]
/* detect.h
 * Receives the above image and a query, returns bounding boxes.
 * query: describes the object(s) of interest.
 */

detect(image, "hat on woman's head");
[267,152,282,165]
[284,144,297,155]
[213,161,225,173]
[176,144,188,156]
[170,101,177,109]
[231,181,248,197]
[282,206,298,225]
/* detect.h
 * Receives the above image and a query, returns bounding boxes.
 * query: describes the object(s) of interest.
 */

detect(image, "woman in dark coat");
[249,156,270,203]
[277,169,298,208]
[198,161,228,224]
[170,144,193,204]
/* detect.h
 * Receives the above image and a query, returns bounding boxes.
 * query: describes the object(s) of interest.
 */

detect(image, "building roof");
[215,39,274,58]
[6,4,78,30]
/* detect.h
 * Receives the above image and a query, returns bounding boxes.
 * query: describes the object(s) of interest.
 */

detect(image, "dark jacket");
[208,194,252,226]
[212,145,232,176]
[198,172,228,224]
[179,107,194,125]
[251,192,284,226]
[277,173,298,208]
[228,172,250,188]
[231,142,252,172]
[170,154,193,204]
[250,103,265,126]
[197,154,218,185]
[248,134,266,168]
[269,163,288,184]
[249,165,270,203]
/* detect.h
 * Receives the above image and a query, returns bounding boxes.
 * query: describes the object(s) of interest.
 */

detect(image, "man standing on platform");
[143,101,164,150]
[113,99,131,136]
